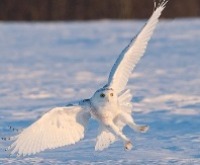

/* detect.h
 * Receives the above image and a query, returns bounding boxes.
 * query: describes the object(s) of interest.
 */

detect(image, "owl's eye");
[110,93,113,97]
[100,93,105,98]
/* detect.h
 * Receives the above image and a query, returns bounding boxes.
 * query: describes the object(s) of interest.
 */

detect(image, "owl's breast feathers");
[90,100,120,123]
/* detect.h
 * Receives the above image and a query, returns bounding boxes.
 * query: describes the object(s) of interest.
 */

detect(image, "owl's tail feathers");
[95,124,117,151]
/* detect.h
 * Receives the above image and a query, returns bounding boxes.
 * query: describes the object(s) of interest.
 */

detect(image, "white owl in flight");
[6,1,168,156]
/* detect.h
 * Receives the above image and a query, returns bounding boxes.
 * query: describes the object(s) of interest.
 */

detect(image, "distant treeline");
[0,0,200,21]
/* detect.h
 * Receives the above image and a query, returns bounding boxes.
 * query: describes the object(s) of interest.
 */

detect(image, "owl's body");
[5,1,168,157]
[90,87,148,150]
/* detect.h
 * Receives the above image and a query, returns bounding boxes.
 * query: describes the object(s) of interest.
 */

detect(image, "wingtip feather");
[154,0,169,11]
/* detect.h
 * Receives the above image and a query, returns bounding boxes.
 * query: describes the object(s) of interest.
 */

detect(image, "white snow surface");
[0,19,200,164]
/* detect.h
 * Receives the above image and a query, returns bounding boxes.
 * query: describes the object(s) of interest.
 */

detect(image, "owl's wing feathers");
[9,103,91,156]
[107,1,168,94]
[118,89,133,114]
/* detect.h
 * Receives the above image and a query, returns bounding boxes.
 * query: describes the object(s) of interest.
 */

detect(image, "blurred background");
[0,0,200,21]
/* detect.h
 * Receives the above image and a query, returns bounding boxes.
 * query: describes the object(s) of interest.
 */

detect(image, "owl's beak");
[105,95,110,102]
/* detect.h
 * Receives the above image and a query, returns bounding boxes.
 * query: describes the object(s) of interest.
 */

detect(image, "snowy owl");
[6,1,168,156]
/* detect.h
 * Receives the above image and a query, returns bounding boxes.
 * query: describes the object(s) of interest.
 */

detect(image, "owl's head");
[91,88,117,107]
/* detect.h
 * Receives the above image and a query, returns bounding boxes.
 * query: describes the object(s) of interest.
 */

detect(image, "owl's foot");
[138,125,149,133]
[124,141,133,151]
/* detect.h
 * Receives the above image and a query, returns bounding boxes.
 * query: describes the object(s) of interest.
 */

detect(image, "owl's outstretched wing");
[8,102,91,156]
[107,1,168,94]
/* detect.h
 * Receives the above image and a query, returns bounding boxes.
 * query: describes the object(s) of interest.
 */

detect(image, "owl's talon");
[124,141,133,151]
[139,125,149,133]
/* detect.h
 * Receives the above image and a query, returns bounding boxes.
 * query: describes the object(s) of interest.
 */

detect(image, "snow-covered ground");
[0,19,200,164]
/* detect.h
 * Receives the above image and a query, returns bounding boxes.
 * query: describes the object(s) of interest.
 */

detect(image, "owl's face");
[91,88,117,108]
